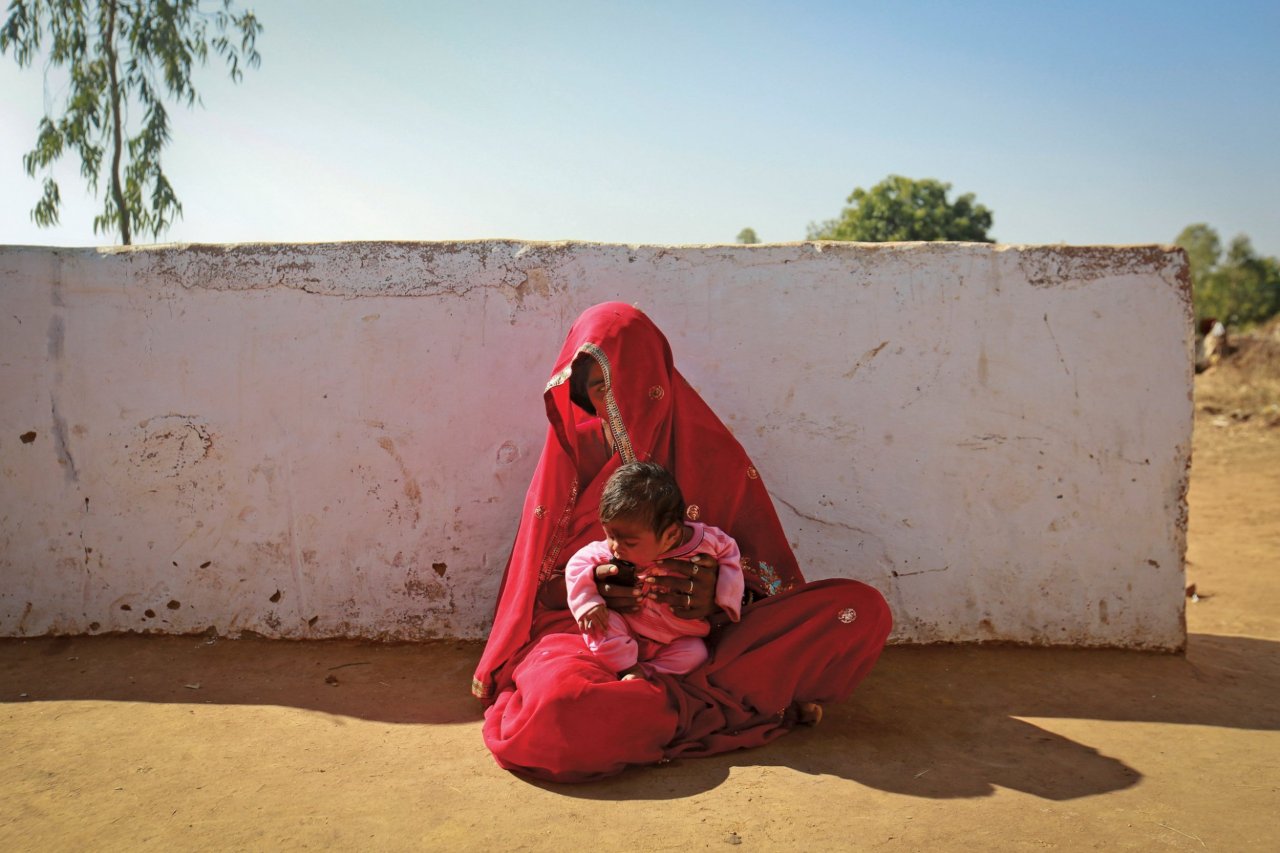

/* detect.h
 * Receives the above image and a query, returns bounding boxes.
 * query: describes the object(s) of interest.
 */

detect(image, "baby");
[565,461,744,680]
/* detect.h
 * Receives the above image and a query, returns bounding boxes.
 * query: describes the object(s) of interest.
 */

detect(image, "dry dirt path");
[2,420,1277,851]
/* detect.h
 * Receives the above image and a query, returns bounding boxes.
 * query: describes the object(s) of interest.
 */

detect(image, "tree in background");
[1175,224,1280,326]
[736,227,760,244]
[1,0,262,245]
[808,174,994,243]
[1175,223,1221,288]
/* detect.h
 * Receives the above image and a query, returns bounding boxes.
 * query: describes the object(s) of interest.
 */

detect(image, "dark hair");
[569,353,597,415]
[599,461,686,534]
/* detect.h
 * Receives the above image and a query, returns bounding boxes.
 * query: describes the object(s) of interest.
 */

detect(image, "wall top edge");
[0,240,1192,310]
[0,240,1181,256]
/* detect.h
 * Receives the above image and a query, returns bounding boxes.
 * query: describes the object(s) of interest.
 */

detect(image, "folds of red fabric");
[482,578,891,783]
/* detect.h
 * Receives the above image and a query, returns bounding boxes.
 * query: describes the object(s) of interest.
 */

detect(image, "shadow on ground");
[554,634,1280,801]
[3,631,1277,801]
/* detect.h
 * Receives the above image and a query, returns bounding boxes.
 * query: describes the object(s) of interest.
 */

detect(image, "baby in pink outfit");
[566,461,744,680]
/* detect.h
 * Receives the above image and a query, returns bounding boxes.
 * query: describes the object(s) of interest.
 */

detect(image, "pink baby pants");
[586,615,708,676]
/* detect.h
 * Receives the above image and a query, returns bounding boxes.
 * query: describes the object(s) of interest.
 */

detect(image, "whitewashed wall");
[0,241,1192,648]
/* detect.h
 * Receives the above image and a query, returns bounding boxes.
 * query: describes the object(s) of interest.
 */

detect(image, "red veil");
[475,303,890,781]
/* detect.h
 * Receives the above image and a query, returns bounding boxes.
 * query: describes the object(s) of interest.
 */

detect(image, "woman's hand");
[644,554,719,620]
[536,576,569,610]
[594,563,644,613]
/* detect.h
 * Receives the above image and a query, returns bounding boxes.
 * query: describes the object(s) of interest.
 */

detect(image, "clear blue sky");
[2,0,1278,254]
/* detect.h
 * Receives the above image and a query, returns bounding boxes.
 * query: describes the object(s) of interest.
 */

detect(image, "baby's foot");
[620,665,646,681]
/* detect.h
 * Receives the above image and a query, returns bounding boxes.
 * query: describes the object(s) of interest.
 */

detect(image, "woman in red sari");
[475,302,891,782]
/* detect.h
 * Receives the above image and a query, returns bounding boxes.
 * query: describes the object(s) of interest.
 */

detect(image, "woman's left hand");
[644,553,719,620]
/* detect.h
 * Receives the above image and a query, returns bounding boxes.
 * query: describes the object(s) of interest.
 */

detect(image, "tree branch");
[103,0,130,244]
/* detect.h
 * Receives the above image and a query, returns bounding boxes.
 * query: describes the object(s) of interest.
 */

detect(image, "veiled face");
[583,359,608,418]
[569,355,609,418]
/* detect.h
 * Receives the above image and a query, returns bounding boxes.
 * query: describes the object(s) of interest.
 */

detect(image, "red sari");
[475,303,891,782]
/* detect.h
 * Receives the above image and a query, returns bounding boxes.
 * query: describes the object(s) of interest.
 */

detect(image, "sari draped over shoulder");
[475,303,891,782]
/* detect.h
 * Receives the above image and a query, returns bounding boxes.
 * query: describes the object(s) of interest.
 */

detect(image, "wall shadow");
[3,631,1276,802]
[0,634,485,727]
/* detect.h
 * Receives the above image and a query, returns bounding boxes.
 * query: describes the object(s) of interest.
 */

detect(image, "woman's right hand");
[594,563,643,613]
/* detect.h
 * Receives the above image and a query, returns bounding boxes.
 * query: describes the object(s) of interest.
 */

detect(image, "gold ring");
[688,581,695,594]
[692,563,700,577]
[603,584,610,594]
[685,594,692,608]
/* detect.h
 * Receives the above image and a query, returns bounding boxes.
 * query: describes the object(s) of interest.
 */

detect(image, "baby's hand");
[578,604,609,637]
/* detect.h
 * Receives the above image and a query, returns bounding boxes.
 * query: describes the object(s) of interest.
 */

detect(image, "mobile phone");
[608,559,638,587]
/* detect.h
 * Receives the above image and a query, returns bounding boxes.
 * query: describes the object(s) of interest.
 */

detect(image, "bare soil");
[2,345,1278,851]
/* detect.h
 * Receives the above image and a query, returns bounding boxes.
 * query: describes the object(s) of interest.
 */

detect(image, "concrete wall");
[0,241,1193,649]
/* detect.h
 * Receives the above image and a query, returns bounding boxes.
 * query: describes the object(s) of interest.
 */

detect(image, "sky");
[2,0,1278,254]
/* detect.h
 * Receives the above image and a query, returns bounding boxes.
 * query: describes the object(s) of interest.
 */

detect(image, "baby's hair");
[599,461,686,534]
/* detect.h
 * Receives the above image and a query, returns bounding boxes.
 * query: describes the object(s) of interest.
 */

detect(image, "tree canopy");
[1,0,262,244]
[808,175,994,243]
[1176,224,1280,326]
[735,227,760,245]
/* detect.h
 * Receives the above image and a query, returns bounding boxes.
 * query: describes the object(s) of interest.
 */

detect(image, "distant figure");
[1201,318,1229,369]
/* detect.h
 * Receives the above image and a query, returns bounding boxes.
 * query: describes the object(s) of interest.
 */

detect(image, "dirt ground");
[3,347,1279,851]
